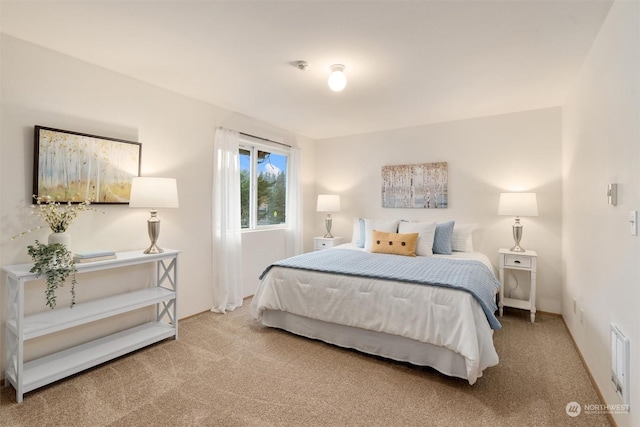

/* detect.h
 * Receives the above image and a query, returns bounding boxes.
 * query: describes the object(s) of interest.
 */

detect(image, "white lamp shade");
[317,194,341,212]
[328,64,347,92]
[498,192,538,217]
[129,177,179,208]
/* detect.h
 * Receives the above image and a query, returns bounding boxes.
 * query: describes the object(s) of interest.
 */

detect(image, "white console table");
[3,249,179,403]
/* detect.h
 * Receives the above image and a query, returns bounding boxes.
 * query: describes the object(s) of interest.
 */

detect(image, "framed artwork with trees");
[33,126,142,204]
[381,162,448,209]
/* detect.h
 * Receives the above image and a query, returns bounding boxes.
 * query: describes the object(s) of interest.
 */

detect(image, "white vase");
[48,231,71,249]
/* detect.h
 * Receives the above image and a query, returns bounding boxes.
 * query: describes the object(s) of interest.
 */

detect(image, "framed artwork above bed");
[381,162,448,208]
[33,126,142,204]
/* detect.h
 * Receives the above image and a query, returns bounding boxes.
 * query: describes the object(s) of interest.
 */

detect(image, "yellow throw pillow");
[370,230,419,257]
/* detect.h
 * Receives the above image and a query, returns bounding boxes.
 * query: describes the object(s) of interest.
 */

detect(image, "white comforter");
[251,246,499,384]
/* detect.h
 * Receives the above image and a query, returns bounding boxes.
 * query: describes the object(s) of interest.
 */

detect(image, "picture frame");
[33,126,142,204]
[381,162,448,208]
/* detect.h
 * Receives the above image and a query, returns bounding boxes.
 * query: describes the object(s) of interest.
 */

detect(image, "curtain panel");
[286,146,303,257]
[211,127,243,313]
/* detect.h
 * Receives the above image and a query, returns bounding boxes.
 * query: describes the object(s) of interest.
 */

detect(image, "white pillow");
[452,223,477,252]
[351,217,361,244]
[398,221,437,256]
[364,219,399,251]
[351,217,366,247]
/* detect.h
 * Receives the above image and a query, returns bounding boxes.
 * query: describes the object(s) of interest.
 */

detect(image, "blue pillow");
[433,221,455,255]
[358,218,365,248]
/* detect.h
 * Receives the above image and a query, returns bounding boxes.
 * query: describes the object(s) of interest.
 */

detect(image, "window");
[239,139,288,229]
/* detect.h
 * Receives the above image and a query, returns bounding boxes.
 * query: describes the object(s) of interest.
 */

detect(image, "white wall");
[315,107,563,314]
[0,35,316,373]
[562,1,639,425]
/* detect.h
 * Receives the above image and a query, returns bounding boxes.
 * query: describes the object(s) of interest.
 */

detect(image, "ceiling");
[0,1,613,140]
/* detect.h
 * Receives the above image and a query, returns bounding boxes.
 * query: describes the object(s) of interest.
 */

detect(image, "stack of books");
[73,250,117,264]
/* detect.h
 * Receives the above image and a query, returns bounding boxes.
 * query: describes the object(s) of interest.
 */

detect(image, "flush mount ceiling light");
[328,64,347,92]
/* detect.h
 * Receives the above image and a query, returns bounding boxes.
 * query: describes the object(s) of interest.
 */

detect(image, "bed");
[250,221,501,384]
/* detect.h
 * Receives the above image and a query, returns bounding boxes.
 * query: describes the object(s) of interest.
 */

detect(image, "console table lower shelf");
[9,322,175,396]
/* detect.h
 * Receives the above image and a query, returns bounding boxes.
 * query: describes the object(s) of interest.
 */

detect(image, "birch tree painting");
[381,162,448,208]
[34,127,141,204]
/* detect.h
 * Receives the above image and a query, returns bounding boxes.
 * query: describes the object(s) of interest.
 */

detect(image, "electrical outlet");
[630,211,638,236]
[573,299,577,314]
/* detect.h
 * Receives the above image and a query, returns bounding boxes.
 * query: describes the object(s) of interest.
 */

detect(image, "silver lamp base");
[144,210,164,254]
[324,213,334,238]
[510,218,525,252]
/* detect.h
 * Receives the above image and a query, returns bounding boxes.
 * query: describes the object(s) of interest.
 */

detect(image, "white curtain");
[211,127,243,313]
[285,146,303,257]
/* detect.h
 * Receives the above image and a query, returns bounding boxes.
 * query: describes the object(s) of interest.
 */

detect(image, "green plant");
[27,241,77,309]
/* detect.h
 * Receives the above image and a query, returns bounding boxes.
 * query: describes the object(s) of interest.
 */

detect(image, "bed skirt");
[261,309,470,381]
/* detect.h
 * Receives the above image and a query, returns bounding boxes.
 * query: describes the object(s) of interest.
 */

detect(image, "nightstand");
[498,248,537,323]
[313,236,343,251]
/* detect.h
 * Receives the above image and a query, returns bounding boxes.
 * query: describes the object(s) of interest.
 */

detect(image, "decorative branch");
[12,195,104,240]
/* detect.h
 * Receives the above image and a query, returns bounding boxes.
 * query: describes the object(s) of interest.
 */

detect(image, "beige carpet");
[1,302,611,426]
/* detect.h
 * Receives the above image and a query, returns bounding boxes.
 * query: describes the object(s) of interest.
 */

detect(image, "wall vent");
[610,323,630,410]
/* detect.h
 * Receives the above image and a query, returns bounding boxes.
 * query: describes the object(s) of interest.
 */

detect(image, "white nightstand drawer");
[504,254,532,268]
[314,240,331,250]
[313,237,343,251]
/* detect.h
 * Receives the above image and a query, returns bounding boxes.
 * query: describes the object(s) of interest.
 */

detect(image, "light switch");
[630,211,637,236]
[608,184,618,205]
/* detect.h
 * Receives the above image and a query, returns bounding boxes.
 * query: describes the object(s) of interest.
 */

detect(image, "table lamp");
[498,192,538,252]
[316,194,341,238]
[129,177,179,254]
